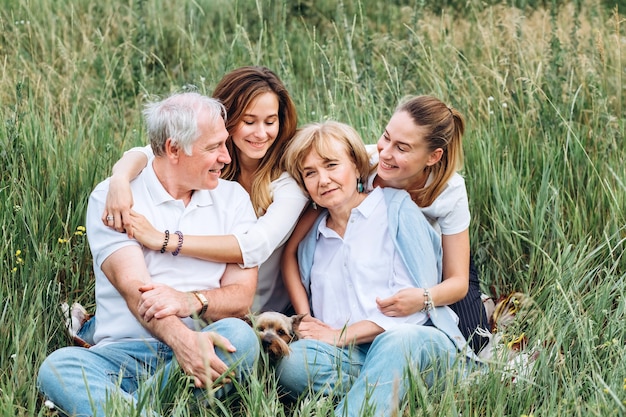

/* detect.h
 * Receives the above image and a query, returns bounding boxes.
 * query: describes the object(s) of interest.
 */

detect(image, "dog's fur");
[244,311,305,361]
[489,291,533,335]
[477,291,543,383]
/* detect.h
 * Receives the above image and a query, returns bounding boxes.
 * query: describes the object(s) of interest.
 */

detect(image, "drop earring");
[357,178,364,193]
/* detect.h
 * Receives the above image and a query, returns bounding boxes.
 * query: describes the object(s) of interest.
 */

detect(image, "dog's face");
[245,312,305,361]
[491,292,531,333]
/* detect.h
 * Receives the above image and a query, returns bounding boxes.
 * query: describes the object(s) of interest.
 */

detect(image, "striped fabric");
[449,256,490,354]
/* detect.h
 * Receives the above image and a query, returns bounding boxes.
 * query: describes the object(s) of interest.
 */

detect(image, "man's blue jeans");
[276,323,460,417]
[37,318,259,416]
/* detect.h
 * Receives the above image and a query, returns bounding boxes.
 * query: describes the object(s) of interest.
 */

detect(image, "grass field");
[1,0,625,415]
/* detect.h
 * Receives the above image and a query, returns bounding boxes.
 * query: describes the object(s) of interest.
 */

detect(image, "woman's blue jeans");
[276,324,460,417]
[37,317,259,417]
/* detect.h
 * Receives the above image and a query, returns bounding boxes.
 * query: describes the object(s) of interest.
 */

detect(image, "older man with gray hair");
[37,92,260,416]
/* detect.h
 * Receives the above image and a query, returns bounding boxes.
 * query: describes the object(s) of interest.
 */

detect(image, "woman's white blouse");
[310,188,428,330]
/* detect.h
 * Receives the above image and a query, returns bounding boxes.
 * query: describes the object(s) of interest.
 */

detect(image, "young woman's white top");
[365,144,470,236]
[127,145,309,312]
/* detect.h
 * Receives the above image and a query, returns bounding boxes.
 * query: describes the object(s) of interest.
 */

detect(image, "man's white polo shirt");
[86,161,256,345]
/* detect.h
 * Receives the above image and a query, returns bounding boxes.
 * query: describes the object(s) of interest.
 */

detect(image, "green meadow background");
[1,0,624,415]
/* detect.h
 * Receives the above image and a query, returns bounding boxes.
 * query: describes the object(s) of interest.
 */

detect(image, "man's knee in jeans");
[38,347,81,391]
[205,317,260,374]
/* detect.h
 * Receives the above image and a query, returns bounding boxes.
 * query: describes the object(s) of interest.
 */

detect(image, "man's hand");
[376,288,423,317]
[138,283,198,321]
[169,329,237,388]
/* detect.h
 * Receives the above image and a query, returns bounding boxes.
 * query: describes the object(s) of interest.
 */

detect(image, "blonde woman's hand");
[376,288,423,317]
[297,320,341,345]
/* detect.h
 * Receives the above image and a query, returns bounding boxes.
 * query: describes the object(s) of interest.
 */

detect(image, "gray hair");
[143,91,227,156]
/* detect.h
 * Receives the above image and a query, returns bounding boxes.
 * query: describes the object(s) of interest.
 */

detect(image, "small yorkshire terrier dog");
[244,312,305,361]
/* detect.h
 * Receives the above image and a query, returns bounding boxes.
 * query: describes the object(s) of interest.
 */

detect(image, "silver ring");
[106,215,114,221]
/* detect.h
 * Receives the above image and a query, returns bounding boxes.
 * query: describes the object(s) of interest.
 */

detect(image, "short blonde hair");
[283,121,372,191]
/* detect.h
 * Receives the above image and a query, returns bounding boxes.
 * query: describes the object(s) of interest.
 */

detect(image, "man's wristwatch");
[191,291,208,317]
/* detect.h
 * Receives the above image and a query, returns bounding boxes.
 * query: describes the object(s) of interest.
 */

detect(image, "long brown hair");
[213,66,298,215]
[396,95,465,207]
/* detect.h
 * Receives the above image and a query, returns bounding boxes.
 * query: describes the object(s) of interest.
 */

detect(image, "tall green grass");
[1,0,624,415]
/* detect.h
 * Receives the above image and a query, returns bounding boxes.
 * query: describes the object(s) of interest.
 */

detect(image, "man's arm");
[136,263,257,322]
[101,246,236,388]
[210,263,258,319]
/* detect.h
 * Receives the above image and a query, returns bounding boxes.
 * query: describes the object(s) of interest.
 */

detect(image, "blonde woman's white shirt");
[365,144,470,235]
[310,188,428,330]
[126,146,309,312]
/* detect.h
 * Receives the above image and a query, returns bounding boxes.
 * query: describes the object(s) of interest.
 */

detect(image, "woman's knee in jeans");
[372,325,457,364]
[275,340,310,396]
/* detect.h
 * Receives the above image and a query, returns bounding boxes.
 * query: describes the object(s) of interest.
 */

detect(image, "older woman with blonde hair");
[278,120,469,417]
